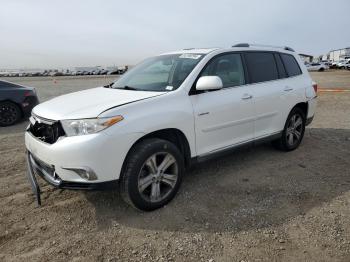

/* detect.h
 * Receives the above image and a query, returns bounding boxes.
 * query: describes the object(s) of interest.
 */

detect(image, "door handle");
[241,94,253,100]
[284,86,293,91]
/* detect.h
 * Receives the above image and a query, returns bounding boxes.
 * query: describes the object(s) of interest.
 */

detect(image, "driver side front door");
[189,53,255,156]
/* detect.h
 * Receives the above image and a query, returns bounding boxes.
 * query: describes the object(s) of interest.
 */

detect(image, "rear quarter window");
[244,52,279,84]
[281,54,302,77]
[0,81,20,89]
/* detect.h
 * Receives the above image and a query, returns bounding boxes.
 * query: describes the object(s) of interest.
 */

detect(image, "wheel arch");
[120,128,192,178]
[292,102,308,118]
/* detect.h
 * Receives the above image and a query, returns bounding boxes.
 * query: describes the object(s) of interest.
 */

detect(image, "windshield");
[112,53,204,91]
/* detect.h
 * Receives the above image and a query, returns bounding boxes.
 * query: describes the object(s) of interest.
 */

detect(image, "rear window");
[244,52,279,84]
[281,54,302,77]
[0,81,20,88]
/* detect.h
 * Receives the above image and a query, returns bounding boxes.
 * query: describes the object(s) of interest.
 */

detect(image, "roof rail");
[232,43,295,52]
[284,46,295,52]
[182,47,220,50]
[232,43,249,47]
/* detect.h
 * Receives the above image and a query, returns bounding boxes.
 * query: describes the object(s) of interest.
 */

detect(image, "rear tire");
[120,138,184,211]
[0,101,21,127]
[272,107,306,151]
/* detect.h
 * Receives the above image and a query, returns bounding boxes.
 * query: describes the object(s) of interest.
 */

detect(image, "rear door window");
[244,52,279,84]
[281,54,302,77]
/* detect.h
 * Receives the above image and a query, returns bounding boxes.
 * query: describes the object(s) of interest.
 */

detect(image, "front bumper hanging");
[26,151,118,206]
[26,152,42,206]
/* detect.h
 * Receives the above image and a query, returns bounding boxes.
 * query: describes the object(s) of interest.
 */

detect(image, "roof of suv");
[162,45,295,56]
[161,48,219,55]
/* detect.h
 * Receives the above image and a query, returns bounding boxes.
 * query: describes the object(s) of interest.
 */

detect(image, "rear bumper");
[21,96,39,117]
[306,96,317,126]
[305,116,314,126]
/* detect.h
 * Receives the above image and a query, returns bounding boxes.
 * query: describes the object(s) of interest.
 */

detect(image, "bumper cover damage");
[26,151,118,206]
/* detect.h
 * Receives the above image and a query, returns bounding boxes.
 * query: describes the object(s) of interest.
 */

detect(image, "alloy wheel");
[0,103,19,126]
[286,114,303,146]
[137,152,178,203]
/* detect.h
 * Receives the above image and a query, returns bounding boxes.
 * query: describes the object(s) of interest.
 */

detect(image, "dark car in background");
[0,80,39,126]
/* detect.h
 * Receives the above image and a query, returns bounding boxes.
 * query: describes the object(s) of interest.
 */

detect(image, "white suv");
[25,44,317,211]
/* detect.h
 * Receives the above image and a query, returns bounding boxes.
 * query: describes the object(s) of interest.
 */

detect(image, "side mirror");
[196,76,223,91]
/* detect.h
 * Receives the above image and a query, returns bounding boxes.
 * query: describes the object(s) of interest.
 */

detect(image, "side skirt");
[190,132,282,165]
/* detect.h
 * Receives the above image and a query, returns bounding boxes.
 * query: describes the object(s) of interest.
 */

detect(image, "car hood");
[32,87,166,120]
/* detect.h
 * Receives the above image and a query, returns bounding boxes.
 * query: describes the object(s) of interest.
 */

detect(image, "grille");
[28,115,65,144]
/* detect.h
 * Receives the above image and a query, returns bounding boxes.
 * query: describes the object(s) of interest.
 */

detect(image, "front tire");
[120,138,184,211]
[273,107,306,151]
[0,101,21,127]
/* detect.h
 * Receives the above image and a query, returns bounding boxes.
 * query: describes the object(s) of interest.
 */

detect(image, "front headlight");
[61,115,123,136]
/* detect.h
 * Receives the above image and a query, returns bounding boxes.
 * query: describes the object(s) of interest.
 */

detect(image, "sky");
[0,0,349,69]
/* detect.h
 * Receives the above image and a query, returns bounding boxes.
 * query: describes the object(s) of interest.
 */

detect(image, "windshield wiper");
[104,83,113,88]
[115,85,140,91]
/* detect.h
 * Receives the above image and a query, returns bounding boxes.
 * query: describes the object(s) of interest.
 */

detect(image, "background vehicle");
[306,62,329,71]
[25,44,316,211]
[49,71,64,77]
[337,60,350,69]
[107,69,119,75]
[330,61,338,69]
[320,60,332,66]
[0,80,39,126]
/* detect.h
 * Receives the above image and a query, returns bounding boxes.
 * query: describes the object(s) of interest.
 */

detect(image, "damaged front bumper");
[26,151,118,206]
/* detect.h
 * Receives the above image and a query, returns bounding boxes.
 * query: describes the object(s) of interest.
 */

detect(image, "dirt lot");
[0,72,350,262]
[311,70,350,90]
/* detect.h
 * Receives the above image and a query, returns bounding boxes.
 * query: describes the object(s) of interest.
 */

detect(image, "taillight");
[312,83,318,93]
[24,90,34,97]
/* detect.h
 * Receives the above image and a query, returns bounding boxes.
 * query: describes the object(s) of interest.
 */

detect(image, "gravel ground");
[0,72,350,262]
[311,70,350,89]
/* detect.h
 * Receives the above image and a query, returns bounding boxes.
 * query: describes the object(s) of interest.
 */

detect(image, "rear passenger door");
[244,52,289,138]
[279,53,305,122]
